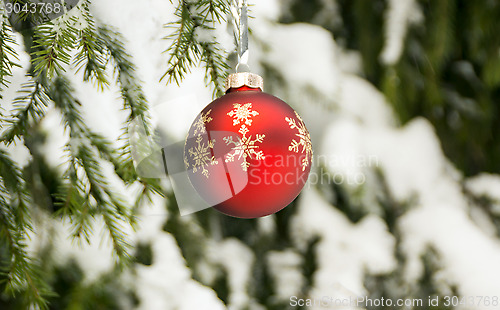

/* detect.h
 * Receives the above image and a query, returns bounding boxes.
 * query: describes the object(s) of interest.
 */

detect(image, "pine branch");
[0,15,20,97]
[45,75,133,263]
[95,26,163,216]
[199,0,228,23]
[0,149,31,232]
[75,138,133,265]
[113,133,163,225]
[0,2,161,307]
[97,26,150,125]
[31,23,76,77]
[0,151,51,309]
[57,169,92,243]
[45,73,158,266]
[1,79,50,143]
[162,2,199,84]
[73,2,109,90]
[201,41,230,97]
[162,0,230,96]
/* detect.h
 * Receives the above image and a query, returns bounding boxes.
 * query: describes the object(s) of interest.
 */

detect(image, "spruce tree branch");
[1,79,52,144]
[0,149,32,233]
[95,26,162,214]
[73,1,109,90]
[0,3,161,307]
[201,41,230,97]
[31,23,76,77]
[197,0,229,24]
[162,0,230,96]
[0,152,50,309]
[97,26,150,128]
[161,2,199,84]
[0,17,20,97]
[44,75,133,263]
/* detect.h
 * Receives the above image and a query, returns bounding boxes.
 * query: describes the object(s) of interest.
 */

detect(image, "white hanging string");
[231,0,250,72]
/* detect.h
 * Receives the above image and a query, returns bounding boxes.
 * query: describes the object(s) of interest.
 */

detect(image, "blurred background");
[1,0,500,309]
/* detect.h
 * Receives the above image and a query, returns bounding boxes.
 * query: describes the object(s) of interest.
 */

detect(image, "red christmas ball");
[184,73,312,218]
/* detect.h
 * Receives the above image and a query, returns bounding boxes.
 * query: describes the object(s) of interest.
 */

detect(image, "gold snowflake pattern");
[192,109,213,136]
[223,125,265,171]
[285,111,313,171]
[186,135,218,178]
[227,103,259,126]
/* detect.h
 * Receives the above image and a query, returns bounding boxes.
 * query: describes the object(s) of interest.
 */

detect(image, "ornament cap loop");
[225,72,264,92]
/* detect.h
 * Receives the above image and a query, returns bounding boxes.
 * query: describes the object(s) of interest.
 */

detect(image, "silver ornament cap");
[224,72,264,92]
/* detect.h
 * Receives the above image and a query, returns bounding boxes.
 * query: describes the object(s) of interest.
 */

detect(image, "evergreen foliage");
[1,0,499,309]
[0,20,19,96]
[163,0,230,97]
[0,1,161,308]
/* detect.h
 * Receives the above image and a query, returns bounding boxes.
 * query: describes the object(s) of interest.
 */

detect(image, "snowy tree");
[1,0,500,310]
